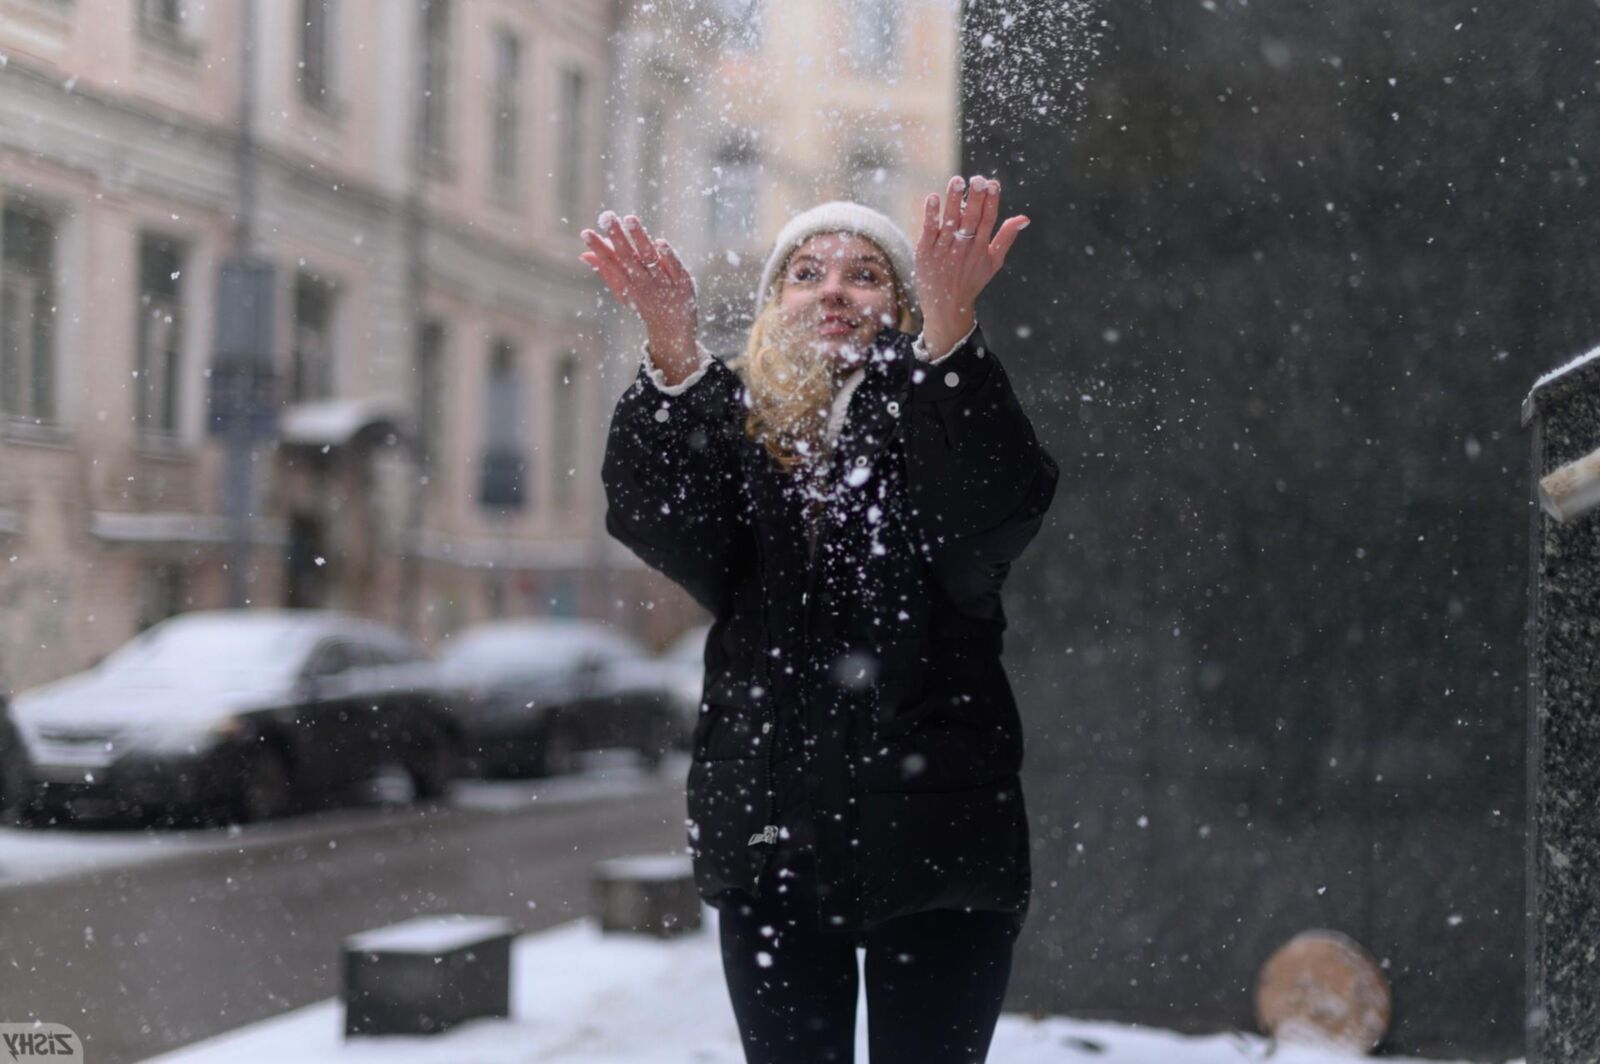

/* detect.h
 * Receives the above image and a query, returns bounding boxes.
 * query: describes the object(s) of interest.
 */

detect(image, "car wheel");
[638,713,673,773]
[236,745,293,824]
[536,716,581,778]
[409,729,457,802]
[0,747,25,825]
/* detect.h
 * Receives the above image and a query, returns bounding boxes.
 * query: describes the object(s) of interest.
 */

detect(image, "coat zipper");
[746,476,779,899]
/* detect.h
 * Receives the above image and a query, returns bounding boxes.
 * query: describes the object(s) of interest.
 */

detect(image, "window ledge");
[134,432,195,460]
[0,420,72,449]
[419,151,457,184]
[137,23,203,64]
[299,92,346,124]
[3,0,75,31]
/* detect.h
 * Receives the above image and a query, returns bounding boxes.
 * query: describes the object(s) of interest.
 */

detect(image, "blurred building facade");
[0,0,959,691]
[0,0,622,689]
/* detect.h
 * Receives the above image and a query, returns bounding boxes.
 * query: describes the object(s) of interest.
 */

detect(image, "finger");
[580,252,633,305]
[917,193,941,255]
[581,228,628,275]
[581,248,630,292]
[656,240,699,302]
[654,239,687,285]
[601,211,643,272]
[958,176,988,242]
[623,215,662,268]
[938,176,966,243]
[975,178,1002,245]
[988,215,1030,269]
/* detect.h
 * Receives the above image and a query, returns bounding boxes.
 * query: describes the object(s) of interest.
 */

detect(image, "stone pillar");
[1523,347,1600,1061]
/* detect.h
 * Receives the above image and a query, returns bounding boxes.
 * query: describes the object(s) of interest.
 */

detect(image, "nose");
[818,270,850,305]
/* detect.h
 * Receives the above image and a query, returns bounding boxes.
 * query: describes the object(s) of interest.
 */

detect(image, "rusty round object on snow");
[1255,930,1391,1053]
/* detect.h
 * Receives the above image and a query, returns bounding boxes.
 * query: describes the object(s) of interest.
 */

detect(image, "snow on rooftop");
[141,910,1514,1064]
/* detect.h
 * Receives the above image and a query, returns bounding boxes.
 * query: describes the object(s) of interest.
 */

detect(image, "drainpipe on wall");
[399,6,428,640]
[220,0,267,610]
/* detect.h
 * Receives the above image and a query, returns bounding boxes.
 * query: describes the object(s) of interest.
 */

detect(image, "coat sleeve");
[601,357,752,616]
[902,324,1060,624]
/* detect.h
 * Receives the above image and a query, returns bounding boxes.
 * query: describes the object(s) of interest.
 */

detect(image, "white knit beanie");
[754,201,919,320]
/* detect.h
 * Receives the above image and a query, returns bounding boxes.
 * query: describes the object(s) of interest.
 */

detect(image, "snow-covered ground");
[141,907,1510,1064]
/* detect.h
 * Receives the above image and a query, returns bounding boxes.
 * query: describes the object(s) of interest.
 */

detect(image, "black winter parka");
[602,325,1058,934]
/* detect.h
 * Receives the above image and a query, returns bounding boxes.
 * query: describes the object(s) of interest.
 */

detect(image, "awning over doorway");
[279,398,412,451]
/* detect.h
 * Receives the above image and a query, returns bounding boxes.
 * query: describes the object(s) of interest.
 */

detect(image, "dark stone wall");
[1527,360,1600,1060]
[963,1,1600,1056]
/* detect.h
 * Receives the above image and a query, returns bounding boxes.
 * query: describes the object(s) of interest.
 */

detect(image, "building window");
[415,318,445,470]
[846,145,896,217]
[491,28,522,193]
[136,233,185,436]
[478,339,526,510]
[418,0,453,167]
[551,353,578,512]
[291,272,338,403]
[710,139,759,246]
[137,561,188,632]
[846,0,899,70]
[0,200,58,424]
[299,0,338,107]
[138,0,191,40]
[286,513,328,608]
[556,65,587,223]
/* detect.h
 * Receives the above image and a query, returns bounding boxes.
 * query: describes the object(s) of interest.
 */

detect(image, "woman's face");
[776,233,900,372]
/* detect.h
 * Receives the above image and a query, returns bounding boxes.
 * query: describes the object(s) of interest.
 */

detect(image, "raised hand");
[914,175,1029,357]
[580,212,700,383]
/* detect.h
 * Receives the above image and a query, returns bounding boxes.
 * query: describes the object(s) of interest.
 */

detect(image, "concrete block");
[592,854,701,938]
[342,914,514,1037]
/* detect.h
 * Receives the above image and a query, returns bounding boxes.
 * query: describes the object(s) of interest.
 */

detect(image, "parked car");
[11,609,460,825]
[658,623,712,751]
[0,689,28,822]
[437,619,680,778]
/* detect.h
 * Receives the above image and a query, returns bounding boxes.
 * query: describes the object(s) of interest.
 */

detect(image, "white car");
[12,609,459,825]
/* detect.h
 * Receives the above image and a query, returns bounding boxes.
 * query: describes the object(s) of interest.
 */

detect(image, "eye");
[790,265,819,282]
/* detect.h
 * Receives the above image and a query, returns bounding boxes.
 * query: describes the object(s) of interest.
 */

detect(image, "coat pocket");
[686,757,768,902]
[857,779,1030,926]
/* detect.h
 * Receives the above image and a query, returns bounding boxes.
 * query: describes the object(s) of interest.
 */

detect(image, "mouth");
[816,315,860,336]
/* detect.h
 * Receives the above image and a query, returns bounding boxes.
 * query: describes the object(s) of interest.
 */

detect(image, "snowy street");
[140,905,1510,1064]
[0,761,686,1064]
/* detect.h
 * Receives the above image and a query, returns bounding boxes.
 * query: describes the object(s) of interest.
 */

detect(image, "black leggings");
[717,845,1021,1064]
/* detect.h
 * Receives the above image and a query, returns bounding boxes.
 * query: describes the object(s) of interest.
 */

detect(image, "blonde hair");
[729,257,914,473]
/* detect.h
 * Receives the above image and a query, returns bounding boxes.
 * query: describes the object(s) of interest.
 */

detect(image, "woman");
[583,175,1058,1063]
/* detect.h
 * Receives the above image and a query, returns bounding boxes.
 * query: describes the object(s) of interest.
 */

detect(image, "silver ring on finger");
[953,229,976,241]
